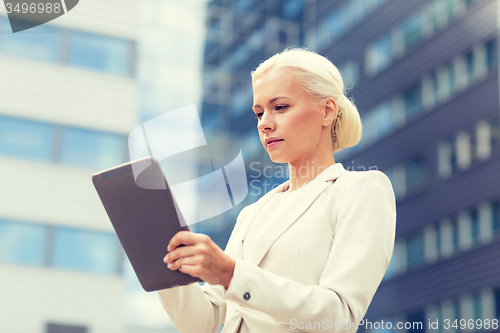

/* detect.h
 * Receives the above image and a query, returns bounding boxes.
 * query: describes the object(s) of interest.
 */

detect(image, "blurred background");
[0,0,499,332]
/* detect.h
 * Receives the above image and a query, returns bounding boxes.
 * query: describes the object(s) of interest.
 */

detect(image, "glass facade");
[0,115,126,170]
[280,0,303,20]
[366,33,393,74]
[0,218,121,275]
[51,227,120,275]
[0,115,55,161]
[0,219,46,266]
[496,288,500,319]
[201,0,500,327]
[486,39,497,68]
[0,18,60,62]
[0,16,135,77]
[59,127,126,170]
[493,201,500,233]
[403,83,423,121]
[365,0,478,76]
[67,31,133,76]
[405,155,426,194]
[401,13,423,51]
[406,232,425,268]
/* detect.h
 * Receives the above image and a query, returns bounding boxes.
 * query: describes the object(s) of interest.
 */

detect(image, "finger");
[167,255,203,271]
[178,263,202,278]
[164,244,196,264]
[168,231,197,252]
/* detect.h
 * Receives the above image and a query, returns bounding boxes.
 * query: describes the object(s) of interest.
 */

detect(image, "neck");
[286,155,336,192]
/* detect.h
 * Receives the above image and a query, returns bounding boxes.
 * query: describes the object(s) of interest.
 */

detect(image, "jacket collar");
[237,162,347,266]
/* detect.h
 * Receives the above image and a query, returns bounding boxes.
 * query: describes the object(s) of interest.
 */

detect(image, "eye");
[254,112,263,119]
[275,105,288,111]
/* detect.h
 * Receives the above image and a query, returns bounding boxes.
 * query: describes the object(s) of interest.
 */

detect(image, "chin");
[269,155,288,164]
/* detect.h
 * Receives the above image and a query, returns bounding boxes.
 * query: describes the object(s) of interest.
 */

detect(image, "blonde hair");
[251,47,362,154]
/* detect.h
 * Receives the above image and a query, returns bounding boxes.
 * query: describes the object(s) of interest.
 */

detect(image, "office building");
[0,1,140,332]
[201,0,500,330]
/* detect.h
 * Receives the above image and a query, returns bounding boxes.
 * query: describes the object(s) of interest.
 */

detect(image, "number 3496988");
[5,2,62,14]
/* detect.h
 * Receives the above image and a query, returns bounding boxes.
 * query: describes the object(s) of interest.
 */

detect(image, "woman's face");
[252,67,331,165]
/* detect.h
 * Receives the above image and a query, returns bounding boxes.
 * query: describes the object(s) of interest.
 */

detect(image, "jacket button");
[243,292,250,300]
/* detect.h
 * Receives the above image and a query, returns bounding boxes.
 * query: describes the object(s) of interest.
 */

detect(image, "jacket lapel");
[236,163,347,267]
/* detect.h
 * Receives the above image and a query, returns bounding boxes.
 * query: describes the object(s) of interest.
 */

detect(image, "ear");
[321,97,337,127]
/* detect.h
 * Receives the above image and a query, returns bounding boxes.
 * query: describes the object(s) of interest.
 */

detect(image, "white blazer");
[158,162,397,333]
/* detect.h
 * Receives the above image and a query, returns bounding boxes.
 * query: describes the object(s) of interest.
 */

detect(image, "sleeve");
[156,205,252,333]
[222,171,397,332]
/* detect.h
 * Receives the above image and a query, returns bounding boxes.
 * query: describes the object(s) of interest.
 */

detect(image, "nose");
[257,110,275,132]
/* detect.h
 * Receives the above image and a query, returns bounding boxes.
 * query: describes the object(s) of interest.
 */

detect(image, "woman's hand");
[164,231,235,289]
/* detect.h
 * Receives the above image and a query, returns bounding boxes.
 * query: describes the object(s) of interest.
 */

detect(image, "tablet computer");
[92,156,202,291]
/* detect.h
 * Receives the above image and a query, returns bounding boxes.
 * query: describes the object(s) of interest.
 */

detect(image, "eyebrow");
[252,96,290,110]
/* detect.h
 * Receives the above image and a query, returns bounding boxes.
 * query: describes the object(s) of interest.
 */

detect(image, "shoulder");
[331,169,395,202]
[335,168,393,190]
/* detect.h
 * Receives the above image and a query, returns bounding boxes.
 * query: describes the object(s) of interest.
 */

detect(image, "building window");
[406,310,426,332]
[474,120,492,160]
[0,115,126,170]
[202,102,224,130]
[438,138,456,178]
[360,101,394,148]
[401,13,423,51]
[491,117,500,148]
[326,9,343,42]
[50,227,120,275]
[405,155,426,194]
[403,83,423,121]
[0,115,55,162]
[339,61,359,88]
[465,50,475,84]
[439,218,459,257]
[281,0,303,20]
[422,72,438,110]
[0,17,61,62]
[384,241,405,280]
[406,231,425,268]
[384,165,406,198]
[366,33,393,75]
[343,0,366,29]
[67,31,133,76]
[473,292,483,321]
[470,208,480,244]
[424,1,439,35]
[452,218,460,251]
[493,201,500,234]
[0,16,135,76]
[486,38,497,68]
[453,298,461,323]
[495,288,500,319]
[424,224,439,263]
[456,131,472,170]
[435,223,441,258]
[232,85,252,118]
[0,219,46,266]
[435,303,444,333]
[46,323,88,333]
[437,62,455,102]
[278,30,287,44]
[233,0,252,12]
[59,127,126,170]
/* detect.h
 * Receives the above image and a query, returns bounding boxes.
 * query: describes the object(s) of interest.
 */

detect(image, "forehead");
[253,67,304,99]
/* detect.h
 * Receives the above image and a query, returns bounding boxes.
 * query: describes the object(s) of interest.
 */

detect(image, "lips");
[266,139,284,149]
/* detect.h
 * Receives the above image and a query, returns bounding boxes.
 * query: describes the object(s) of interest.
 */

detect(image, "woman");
[159,48,396,333]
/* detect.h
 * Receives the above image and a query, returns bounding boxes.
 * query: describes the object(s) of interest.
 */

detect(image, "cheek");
[290,113,318,137]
